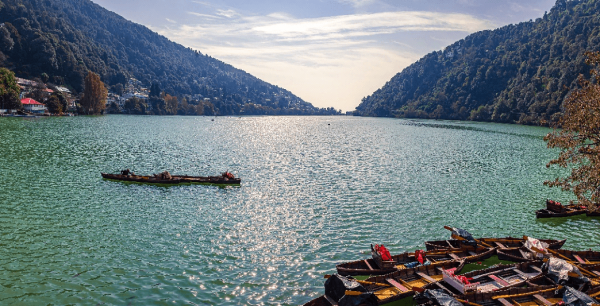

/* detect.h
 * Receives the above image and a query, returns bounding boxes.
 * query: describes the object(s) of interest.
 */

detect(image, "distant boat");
[101,171,240,185]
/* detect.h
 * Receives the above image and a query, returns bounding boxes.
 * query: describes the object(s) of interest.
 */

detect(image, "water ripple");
[0,116,596,305]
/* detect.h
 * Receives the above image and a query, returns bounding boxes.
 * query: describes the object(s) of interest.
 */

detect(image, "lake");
[0,115,598,305]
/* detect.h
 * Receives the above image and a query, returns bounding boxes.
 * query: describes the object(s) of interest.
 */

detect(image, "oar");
[492,286,562,300]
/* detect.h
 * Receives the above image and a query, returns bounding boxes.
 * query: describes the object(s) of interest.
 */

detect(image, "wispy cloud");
[337,0,377,8]
[154,10,492,110]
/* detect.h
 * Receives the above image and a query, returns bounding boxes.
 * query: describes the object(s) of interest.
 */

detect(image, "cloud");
[337,0,377,8]
[154,10,492,110]
[216,9,240,18]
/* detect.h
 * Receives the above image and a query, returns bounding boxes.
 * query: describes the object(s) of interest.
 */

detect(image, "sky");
[91,0,556,112]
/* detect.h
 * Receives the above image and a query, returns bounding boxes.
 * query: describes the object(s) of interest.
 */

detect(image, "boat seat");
[573,255,586,264]
[512,268,530,279]
[497,298,513,306]
[495,242,507,248]
[531,266,543,273]
[489,274,510,287]
[416,272,436,283]
[387,278,409,292]
[533,294,553,306]
[449,253,460,260]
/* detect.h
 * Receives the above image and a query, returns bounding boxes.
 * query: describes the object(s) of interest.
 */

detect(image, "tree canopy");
[544,51,600,210]
[79,71,107,115]
[0,67,20,110]
[356,0,600,125]
[0,0,339,116]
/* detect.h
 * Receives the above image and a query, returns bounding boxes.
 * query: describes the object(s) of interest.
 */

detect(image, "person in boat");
[121,169,133,176]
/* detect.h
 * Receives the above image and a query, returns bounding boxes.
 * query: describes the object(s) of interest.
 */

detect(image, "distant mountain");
[0,0,338,115]
[355,0,599,125]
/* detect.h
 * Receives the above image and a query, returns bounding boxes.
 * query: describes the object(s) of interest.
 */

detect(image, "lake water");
[1,115,599,305]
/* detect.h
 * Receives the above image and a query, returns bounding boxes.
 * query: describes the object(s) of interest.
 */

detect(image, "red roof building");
[21,98,46,113]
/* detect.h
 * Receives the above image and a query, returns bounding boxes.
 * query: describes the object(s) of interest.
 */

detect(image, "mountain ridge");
[0,0,339,115]
[355,0,596,125]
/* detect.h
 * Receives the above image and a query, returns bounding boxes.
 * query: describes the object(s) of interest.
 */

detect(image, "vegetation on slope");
[356,0,599,125]
[0,0,339,115]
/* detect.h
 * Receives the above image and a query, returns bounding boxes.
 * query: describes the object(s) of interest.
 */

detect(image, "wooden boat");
[419,262,545,298]
[550,249,600,268]
[426,238,566,252]
[361,261,467,305]
[536,209,586,218]
[335,247,495,276]
[497,247,545,262]
[586,209,600,217]
[100,172,241,185]
[536,200,587,218]
[498,247,600,268]
[414,285,561,306]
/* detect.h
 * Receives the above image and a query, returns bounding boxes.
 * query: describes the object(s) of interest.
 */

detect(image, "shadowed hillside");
[356,0,597,125]
[0,0,339,115]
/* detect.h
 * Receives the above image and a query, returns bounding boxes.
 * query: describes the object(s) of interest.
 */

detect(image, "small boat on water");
[304,261,465,306]
[419,262,546,298]
[414,285,563,306]
[536,200,587,218]
[101,170,241,185]
[426,237,566,252]
[335,246,495,276]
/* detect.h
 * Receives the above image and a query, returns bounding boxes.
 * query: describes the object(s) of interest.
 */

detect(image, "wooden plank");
[518,249,530,260]
[531,266,543,273]
[449,253,460,260]
[468,251,477,256]
[592,270,600,277]
[497,298,513,306]
[489,274,510,287]
[495,242,507,248]
[364,260,374,271]
[446,240,455,248]
[324,294,339,306]
[416,272,436,283]
[533,294,553,306]
[386,278,409,292]
[574,255,586,264]
[512,268,530,279]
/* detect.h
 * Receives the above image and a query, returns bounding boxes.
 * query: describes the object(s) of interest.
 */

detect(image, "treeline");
[107,83,340,116]
[0,0,339,115]
[356,0,600,125]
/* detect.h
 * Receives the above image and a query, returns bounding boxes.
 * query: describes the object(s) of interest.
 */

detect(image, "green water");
[1,115,599,305]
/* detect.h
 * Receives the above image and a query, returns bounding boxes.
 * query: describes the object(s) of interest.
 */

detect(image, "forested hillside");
[356,0,600,124]
[0,0,338,115]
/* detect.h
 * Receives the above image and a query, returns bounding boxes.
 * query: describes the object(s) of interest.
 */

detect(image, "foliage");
[123,97,147,115]
[45,94,62,114]
[106,101,121,114]
[0,67,20,109]
[79,71,107,115]
[356,0,600,125]
[544,51,600,210]
[0,0,338,115]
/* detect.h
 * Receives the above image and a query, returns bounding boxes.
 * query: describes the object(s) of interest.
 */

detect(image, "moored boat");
[419,262,545,298]
[426,237,566,252]
[363,260,467,305]
[100,171,241,185]
[536,200,587,218]
[335,246,495,276]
